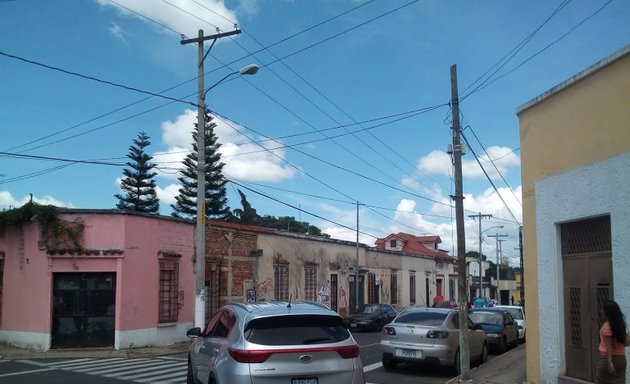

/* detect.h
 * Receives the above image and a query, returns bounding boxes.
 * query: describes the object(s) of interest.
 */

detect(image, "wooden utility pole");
[450,64,470,381]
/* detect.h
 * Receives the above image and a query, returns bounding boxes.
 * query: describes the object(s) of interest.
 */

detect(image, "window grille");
[390,239,396,248]
[159,260,179,323]
[274,264,289,301]
[391,273,398,304]
[409,273,416,304]
[304,267,317,301]
[330,274,338,311]
[368,273,377,303]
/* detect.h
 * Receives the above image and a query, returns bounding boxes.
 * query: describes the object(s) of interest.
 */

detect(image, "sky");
[1,0,629,267]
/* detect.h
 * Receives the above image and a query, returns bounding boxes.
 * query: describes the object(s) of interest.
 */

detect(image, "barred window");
[368,273,377,304]
[274,264,289,301]
[391,272,398,305]
[304,267,317,301]
[409,272,416,305]
[159,260,179,323]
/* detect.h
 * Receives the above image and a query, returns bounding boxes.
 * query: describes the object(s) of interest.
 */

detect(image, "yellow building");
[517,44,630,383]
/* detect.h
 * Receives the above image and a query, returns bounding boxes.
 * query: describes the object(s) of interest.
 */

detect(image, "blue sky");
[1,0,629,266]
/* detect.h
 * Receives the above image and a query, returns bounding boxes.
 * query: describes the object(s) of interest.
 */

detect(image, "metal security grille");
[561,216,611,254]
[562,215,612,382]
[569,287,582,346]
[330,274,338,311]
[391,273,398,304]
[159,261,179,323]
[274,264,289,301]
[409,273,416,304]
[304,267,317,301]
[368,273,377,304]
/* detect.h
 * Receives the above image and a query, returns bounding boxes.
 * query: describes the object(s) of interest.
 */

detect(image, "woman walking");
[596,300,627,384]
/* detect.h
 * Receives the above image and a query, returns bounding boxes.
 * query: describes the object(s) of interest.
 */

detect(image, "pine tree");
[232,189,259,224]
[171,110,231,220]
[115,131,160,214]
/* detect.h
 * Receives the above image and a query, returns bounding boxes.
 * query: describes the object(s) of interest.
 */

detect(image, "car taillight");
[228,345,360,363]
[335,344,360,359]
[228,348,273,363]
[382,326,396,336]
[426,330,449,339]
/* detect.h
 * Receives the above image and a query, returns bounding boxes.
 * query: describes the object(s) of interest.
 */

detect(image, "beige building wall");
[517,45,630,383]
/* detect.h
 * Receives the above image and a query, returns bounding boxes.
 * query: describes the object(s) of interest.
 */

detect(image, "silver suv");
[186,301,365,384]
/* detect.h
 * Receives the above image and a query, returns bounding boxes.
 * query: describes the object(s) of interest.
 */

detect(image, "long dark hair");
[602,300,627,345]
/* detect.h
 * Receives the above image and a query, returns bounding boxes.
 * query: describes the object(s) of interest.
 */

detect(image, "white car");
[495,305,525,342]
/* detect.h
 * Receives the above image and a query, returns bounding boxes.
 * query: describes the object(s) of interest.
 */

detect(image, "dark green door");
[52,272,116,348]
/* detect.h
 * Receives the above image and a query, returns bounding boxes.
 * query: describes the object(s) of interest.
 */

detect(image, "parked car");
[186,301,365,384]
[433,300,458,309]
[380,307,488,375]
[495,305,526,342]
[344,303,397,332]
[468,307,519,353]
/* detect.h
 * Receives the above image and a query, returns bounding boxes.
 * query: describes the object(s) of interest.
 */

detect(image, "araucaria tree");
[171,110,231,220]
[115,131,160,214]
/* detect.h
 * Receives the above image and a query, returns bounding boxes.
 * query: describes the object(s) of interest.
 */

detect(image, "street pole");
[355,201,360,313]
[468,213,492,299]
[519,226,524,306]
[181,28,241,328]
[488,233,507,304]
[449,64,470,381]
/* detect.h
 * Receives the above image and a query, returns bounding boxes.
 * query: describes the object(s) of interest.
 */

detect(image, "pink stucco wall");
[0,211,194,339]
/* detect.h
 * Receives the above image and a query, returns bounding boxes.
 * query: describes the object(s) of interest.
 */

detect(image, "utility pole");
[355,201,360,313]
[181,28,241,328]
[468,213,492,299]
[449,65,470,381]
[488,233,508,304]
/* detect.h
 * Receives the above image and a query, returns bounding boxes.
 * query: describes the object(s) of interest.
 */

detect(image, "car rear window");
[470,311,503,325]
[394,312,447,326]
[244,315,350,346]
[504,308,523,320]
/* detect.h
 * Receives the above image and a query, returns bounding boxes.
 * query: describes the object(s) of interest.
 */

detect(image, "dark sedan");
[344,303,397,331]
[468,307,519,353]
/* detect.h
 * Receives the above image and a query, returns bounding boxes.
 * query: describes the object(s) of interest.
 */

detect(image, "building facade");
[517,45,630,383]
[0,208,194,351]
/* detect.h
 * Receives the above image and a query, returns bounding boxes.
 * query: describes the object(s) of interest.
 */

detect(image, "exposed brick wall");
[205,226,257,313]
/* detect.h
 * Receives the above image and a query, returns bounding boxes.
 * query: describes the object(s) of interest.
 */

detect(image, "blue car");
[468,307,519,353]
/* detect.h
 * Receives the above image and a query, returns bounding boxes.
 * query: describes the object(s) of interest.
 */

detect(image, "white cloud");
[97,0,240,39]
[156,184,180,206]
[0,190,74,210]
[108,22,128,44]
[418,146,520,181]
[154,110,296,185]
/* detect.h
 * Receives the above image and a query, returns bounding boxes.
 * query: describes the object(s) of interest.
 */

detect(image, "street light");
[478,225,503,298]
[193,64,257,328]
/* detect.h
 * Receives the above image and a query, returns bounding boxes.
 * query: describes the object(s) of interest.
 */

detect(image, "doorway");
[348,274,364,314]
[52,272,116,348]
[562,216,612,382]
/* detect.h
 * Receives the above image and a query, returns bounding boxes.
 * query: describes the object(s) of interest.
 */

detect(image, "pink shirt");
[598,322,625,356]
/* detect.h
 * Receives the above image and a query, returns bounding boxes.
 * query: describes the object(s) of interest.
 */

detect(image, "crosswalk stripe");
[79,359,166,374]
[47,357,127,369]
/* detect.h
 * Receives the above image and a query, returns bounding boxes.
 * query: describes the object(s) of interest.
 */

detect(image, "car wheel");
[477,343,488,366]
[452,349,461,376]
[187,361,195,384]
[382,357,398,371]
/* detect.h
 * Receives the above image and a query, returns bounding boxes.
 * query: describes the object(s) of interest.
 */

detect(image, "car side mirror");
[186,327,202,338]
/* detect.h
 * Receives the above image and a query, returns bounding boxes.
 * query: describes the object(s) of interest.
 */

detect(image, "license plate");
[291,377,318,384]
[396,348,419,358]
[350,324,357,327]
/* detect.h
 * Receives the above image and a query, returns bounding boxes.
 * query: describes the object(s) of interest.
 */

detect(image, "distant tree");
[115,131,159,214]
[232,189,260,225]
[256,214,323,236]
[171,110,231,220]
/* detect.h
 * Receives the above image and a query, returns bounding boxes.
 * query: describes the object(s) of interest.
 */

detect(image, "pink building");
[0,207,194,351]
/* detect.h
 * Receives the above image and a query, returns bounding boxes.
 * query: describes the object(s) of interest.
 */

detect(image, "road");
[0,330,497,384]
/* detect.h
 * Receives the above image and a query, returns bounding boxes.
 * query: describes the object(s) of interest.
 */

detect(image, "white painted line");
[363,362,382,372]
[0,367,56,377]
[359,342,381,348]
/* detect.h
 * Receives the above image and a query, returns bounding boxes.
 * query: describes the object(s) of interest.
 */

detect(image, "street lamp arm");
[203,64,259,99]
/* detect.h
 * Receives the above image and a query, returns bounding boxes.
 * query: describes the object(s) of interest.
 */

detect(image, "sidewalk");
[0,341,190,360]
[446,344,529,384]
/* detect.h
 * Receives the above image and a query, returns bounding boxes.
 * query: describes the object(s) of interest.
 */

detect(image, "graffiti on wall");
[339,287,347,309]
[317,283,331,308]
[257,278,273,300]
